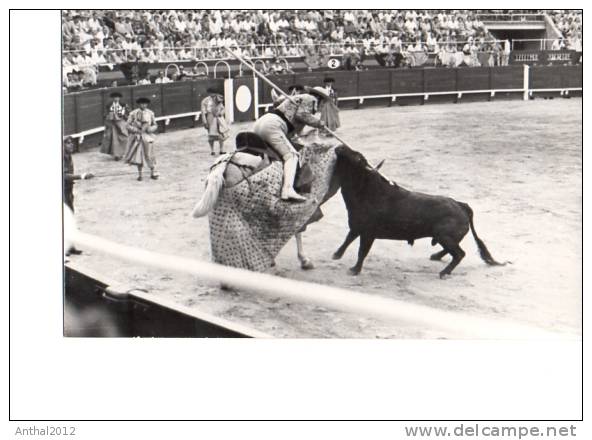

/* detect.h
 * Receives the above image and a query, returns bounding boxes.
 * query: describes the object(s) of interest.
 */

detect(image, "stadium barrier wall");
[63,65,582,144]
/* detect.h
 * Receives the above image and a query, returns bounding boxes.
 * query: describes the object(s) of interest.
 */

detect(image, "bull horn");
[375,159,386,170]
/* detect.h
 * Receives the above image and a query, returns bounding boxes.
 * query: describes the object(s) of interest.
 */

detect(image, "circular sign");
[235,85,252,113]
[328,58,340,69]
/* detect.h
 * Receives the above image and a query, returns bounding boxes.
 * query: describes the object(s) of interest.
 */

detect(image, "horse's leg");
[437,236,466,279]
[333,230,359,260]
[430,248,449,261]
[295,232,314,270]
[348,235,375,275]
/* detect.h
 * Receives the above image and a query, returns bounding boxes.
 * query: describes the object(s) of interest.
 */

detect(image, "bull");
[332,145,505,278]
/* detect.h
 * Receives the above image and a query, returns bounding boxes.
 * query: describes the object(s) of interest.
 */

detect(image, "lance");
[223,47,354,149]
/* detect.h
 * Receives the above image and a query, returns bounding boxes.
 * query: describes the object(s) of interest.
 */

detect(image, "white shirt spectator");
[404,19,417,33]
[230,18,240,33]
[278,18,289,30]
[503,39,511,54]
[87,17,101,32]
[343,12,355,23]
[74,53,86,67]
[210,17,222,35]
[174,17,186,33]
[90,50,107,65]
[155,75,172,84]
[405,10,418,21]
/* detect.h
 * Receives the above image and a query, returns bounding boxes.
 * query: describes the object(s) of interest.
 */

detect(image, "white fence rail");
[68,229,574,340]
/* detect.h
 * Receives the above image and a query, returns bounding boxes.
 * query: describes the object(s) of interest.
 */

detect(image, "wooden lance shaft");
[223,47,353,149]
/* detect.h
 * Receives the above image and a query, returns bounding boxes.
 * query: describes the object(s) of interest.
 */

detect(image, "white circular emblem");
[235,85,252,113]
[328,58,340,69]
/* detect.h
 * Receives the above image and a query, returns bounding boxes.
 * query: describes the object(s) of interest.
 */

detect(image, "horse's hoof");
[439,272,449,279]
[300,258,314,270]
[332,252,342,260]
[348,267,360,276]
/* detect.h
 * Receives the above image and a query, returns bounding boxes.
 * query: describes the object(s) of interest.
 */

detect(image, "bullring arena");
[62,9,582,339]
[68,97,582,338]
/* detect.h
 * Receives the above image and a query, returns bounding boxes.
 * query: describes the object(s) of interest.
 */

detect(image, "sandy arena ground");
[71,98,582,338]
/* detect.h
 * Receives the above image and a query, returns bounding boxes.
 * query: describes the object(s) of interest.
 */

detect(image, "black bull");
[332,145,505,278]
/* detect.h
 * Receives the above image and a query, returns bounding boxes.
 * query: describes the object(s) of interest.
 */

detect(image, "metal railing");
[194,61,209,76]
[63,40,506,66]
[213,60,231,78]
[511,38,582,51]
[62,38,581,79]
[476,13,545,22]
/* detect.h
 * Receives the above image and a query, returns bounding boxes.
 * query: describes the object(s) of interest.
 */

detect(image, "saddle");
[234,132,314,193]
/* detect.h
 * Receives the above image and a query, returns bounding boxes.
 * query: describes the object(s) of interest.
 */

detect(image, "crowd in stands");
[548,10,582,51]
[62,10,582,91]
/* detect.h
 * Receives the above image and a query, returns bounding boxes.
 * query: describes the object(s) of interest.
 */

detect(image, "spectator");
[62,9,540,82]
[501,38,511,66]
[551,38,565,51]
[137,74,151,85]
[67,71,85,91]
[154,70,171,84]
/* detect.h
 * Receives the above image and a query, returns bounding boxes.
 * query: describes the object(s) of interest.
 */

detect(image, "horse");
[332,145,506,278]
[192,131,341,272]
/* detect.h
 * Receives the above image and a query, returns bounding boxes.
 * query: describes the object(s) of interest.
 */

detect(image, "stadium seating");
[61,9,582,91]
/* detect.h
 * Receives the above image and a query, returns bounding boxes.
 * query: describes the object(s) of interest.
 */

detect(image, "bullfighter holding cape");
[100,91,129,160]
[123,97,159,181]
[318,77,340,131]
[201,88,230,155]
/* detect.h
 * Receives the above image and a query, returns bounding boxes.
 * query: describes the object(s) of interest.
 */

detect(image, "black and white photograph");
[8,5,586,433]
[59,8,582,340]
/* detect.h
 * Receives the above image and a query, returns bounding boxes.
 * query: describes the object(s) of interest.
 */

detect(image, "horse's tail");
[459,202,506,266]
[191,163,226,218]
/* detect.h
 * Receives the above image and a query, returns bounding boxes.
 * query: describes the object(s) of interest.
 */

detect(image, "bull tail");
[191,162,226,218]
[459,202,506,266]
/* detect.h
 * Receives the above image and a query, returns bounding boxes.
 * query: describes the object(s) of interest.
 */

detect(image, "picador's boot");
[280,155,306,202]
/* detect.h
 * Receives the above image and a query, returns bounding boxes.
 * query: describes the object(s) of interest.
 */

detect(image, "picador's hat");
[136,97,151,104]
[206,87,221,94]
[110,91,123,98]
[323,77,335,83]
[306,86,331,100]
